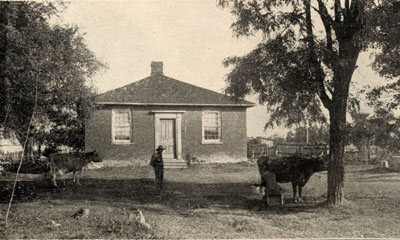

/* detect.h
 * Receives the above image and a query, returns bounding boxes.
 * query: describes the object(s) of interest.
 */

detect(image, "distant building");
[0,130,22,153]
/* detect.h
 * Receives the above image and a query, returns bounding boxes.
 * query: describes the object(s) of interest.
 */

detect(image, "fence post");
[263,146,266,156]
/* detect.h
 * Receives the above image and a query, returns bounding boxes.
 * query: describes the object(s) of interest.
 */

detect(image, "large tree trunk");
[328,101,346,205]
[327,42,360,205]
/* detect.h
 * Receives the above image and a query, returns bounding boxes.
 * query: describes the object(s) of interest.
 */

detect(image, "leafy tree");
[346,109,400,162]
[369,108,400,159]
[219,0,400,205]
[346,111,374,161]
[370,1,400,79]
[268,133,286,145]
[0,2,104,159]
[286,125,329,145]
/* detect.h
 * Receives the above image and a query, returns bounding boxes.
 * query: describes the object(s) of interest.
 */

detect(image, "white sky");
[56,0,387,138]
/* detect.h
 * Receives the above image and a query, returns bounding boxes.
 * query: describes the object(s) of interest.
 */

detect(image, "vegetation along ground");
[1,162,400,239]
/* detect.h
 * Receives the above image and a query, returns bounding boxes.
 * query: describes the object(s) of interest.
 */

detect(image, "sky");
[56,0,386,138]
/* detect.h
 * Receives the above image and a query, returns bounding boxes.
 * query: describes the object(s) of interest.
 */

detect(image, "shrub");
[3,158,49,174]
[185,153,201,167]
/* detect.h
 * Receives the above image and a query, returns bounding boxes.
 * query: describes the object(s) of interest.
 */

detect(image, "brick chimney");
[151,61,163,75]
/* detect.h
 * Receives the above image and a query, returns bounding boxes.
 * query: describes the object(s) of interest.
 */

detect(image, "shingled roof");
[96,62,255,107]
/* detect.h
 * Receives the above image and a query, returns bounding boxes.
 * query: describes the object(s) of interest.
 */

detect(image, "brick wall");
[85,105,248,163]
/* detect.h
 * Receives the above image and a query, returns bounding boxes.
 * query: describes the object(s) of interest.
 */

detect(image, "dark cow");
[257,155,328,202]
[47,151,102,187]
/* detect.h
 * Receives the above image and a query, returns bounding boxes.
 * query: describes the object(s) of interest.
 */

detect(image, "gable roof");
[96,74,255,107]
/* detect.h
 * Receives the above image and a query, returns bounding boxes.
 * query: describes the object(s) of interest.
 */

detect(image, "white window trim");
[112,109,132,144]
[202,111,223,144]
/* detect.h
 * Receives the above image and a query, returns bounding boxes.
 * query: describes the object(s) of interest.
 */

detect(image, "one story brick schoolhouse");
[85,62,255,167]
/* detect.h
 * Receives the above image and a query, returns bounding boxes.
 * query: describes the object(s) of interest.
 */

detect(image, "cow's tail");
[257,156,269,172]
[257,156,269,187]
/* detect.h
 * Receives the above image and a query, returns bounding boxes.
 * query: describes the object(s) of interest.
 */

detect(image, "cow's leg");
[260,175,266,188]
[62,172,67,187]
[48,164,57,187]
[262,190,269,205]
[298,185,304,202]
[72,171,82,185]
[72,171,77,184]
[76,170,83,185]
[52,172,58,187]
[291,182,298,202]
[296,175,309,202]
[258,168,266,188]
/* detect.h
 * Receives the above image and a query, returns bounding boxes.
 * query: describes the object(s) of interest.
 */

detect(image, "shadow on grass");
[353,167,399,175]
[0,177,326,215]
[351,167,400,183]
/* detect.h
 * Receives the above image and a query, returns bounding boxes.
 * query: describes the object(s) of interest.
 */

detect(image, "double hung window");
[112,109,131,144]
[202,111,222,143]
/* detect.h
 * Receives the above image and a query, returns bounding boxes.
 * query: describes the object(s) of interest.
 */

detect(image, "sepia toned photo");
[1,0,399,238]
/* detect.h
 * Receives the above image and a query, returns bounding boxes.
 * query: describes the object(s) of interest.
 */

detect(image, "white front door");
[154,111,183,160]
[159,119,176,159]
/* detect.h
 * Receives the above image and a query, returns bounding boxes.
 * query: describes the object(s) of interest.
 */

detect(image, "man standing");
[150,145,166,195]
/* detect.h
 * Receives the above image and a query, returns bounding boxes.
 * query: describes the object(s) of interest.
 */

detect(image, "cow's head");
[313,155,328,172]
[86,151,102,163]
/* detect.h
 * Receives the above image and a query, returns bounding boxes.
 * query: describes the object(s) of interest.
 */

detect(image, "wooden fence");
[248,143,328,159]
[0,151,23,162]
[276,143,328,157]
[247,144,276,158]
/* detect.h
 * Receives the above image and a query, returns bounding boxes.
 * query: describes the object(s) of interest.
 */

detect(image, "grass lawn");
[1,162,400,239]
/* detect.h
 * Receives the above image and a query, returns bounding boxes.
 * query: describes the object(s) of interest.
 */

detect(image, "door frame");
[152,111,185,160]
[159,119,176,159]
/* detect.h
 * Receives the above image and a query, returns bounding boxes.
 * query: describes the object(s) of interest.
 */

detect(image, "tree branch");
[345,0,350,13]
[350,0,358,12]
[315,1,334,52]
[5,78,38,225]
[334,0,341,22]
[303,0,314,46]
[334,0,343,39]
[304,0,333,110]
[320,85,333,108]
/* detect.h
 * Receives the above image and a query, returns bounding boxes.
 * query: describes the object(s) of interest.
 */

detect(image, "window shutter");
[111,110,115,142]
[130,109,133,143]
[201,112,204,141]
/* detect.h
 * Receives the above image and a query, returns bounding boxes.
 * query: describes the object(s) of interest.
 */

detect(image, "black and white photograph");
[0,0,399,238]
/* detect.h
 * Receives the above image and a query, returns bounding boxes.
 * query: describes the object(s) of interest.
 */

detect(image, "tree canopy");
[219,0,400,205]
[0,2,105,155]
[347,108,400,161]
[222,0,399,126]
[286,125,329,145]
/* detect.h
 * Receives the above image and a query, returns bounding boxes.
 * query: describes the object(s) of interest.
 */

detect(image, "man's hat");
[156,145,166,151]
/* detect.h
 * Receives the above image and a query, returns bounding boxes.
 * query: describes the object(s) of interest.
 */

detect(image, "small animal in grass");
[47,151,102,187]
[257,155,328,203]
[72,208,90,219]
[128,207,151,229]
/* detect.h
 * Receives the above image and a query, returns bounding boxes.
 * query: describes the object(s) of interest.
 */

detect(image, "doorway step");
[164,159,187,169]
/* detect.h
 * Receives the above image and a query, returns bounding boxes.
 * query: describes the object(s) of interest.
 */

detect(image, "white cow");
[47,151,101,187]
